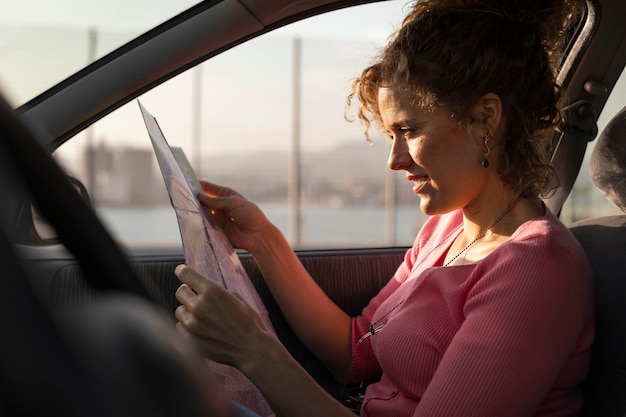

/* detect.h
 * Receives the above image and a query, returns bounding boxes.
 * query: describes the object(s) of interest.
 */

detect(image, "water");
[96,203,428,249]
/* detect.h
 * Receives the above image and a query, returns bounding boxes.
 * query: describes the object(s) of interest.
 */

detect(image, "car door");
[10,0,413,397]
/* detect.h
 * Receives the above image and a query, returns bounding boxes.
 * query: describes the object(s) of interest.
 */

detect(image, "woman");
[174,1,594,416]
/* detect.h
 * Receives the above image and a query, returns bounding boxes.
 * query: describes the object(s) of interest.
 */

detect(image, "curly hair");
[345,0,584,197]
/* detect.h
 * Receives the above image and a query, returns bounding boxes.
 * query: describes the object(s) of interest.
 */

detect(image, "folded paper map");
[139,101,275,417]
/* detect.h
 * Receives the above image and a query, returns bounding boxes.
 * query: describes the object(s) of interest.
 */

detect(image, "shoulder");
[465,207,594,329]
[487,206,592,279]
[511,206,586,256]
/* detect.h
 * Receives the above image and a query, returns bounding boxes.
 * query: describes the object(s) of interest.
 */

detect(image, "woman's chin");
[419,199,454,217]
[418,198,434,215]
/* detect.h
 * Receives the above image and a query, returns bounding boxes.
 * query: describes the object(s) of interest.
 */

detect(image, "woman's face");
[378,87,489,215]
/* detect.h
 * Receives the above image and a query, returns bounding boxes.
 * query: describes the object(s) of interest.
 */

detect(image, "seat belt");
[546,99,598,216]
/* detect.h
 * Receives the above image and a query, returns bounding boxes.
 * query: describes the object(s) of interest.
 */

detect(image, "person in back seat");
[590,105,626,213]
[174,1,594,416]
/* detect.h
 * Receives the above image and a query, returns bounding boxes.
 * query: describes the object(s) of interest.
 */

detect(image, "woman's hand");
[197,181,272,254]
[196,182,353,385]
[175,267,354,417]
[174,264,272,368]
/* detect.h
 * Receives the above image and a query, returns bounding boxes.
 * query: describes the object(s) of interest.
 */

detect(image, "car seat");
[569,105,626,417]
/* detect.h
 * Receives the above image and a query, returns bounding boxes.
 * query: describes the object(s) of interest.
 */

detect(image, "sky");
[0,0,198,30]
[1,0,624,173]
[0,0,413,169]
[0,0,409,158]
[0,0,408,33]
[2,0,624,129]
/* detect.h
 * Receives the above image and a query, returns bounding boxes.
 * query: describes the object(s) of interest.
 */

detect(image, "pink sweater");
[350,208,594,417]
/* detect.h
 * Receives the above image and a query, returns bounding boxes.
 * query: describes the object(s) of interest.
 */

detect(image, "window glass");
[45,0,617,249]
[561,66,625,223]
[54,1,426,250]
[0,0,201,106]
[51,0,616,249]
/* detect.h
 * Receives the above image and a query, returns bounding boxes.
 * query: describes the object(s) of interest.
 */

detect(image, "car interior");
[0,0,625,416]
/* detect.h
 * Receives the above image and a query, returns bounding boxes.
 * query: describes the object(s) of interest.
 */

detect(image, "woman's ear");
[469,93,503,136]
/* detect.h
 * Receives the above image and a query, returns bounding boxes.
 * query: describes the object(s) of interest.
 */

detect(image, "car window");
[561,66,625,223]
[42,0,614,250]
[0,0,201,106]
[52,1,424,250]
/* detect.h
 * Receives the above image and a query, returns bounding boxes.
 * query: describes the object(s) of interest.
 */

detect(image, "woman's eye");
[386,126,417,141]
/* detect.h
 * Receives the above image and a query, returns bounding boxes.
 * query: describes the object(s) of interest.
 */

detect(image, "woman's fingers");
[196,182,248,230]
[174,265,222,333]
[200,180,237,198]
[174,265,264,357]
[174,265,266,366]
[197,191,236,210]
[175,264,210,294]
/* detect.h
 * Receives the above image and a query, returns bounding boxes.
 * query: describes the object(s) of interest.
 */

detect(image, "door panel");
[45,247,405,397]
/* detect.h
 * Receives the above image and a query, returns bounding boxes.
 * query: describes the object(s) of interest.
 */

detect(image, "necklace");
[443,193,524,266]
[362,193,524,336]
[342,193,525,411]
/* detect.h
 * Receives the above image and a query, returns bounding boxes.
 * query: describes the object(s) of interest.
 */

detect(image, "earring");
[482,129,491,168]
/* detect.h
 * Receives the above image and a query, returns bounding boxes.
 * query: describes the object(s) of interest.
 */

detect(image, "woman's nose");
[387,138,411,170]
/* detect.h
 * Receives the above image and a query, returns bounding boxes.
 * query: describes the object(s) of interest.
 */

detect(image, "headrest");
[591,105,626,213]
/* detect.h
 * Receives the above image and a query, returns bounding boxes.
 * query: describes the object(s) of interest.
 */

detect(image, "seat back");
[569,105,626,417]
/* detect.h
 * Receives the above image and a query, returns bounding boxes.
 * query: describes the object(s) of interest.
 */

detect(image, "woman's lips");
[408,175,428,194]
